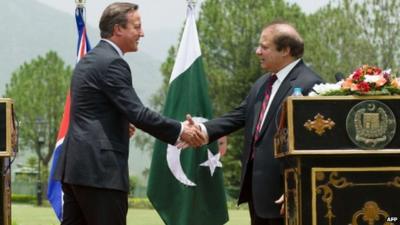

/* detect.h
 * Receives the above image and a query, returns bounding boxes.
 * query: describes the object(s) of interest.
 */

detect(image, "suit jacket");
[204,60,323,218]
[54,41,181,192]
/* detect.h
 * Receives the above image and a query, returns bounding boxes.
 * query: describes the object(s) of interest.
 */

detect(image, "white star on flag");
[200,149,223,176]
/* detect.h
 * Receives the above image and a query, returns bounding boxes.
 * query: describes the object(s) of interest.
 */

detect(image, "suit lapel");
[251,75,269,135]
[257,62,304,138]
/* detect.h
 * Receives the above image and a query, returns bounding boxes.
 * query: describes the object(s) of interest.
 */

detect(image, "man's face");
[118,10,144,53]
[255,28,284,73]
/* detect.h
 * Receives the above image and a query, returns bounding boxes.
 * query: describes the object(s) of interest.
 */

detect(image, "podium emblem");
[346,100,396,149]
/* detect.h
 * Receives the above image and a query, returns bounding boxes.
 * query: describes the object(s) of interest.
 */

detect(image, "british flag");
[47,7,91,221]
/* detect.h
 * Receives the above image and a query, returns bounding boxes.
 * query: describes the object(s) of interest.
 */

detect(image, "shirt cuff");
[198,123,209,144]
[174,122,185,145]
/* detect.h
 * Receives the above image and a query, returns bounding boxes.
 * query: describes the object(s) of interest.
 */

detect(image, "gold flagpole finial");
[187,0,197,10]
[75,0,86,8]
[187,0,196,5]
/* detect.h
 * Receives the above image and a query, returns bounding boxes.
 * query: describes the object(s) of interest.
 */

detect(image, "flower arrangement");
[309,65,400,96]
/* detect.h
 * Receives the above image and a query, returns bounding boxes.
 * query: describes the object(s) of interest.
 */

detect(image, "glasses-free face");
[117,10,144,53]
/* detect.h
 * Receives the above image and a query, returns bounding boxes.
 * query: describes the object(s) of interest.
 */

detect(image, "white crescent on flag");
[166,117,210,186]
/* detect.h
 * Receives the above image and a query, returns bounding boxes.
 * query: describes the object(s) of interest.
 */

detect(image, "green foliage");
[128,197,154,209]
[303,0,378,82]
[129,176,139,197]
[226,200,248,210]
[322,88,400,96]
[132,130,154,155]
[5,51,72,168]
[132,129,154,179]
[353,0,400,71]
[11,194,36,204]
[304,0,400,80]
[320,89,351,96]
[26,156,38,169]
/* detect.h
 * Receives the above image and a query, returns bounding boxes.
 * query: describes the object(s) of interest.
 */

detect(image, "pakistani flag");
[147,3,228,225]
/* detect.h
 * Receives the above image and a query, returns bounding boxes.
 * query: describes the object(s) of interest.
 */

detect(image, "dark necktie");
[251,74,277,158]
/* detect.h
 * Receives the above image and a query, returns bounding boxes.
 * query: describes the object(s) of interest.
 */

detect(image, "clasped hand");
[178,114,207,148]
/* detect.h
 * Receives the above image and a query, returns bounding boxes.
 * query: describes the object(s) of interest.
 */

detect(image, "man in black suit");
[54,3,203,225]
[191,21,323,225]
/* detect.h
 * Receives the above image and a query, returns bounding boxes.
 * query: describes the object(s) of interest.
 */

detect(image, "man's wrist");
[198,123,209,144]
[175,122,185,145]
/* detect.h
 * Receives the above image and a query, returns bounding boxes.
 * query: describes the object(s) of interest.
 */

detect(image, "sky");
[36,0,330,33]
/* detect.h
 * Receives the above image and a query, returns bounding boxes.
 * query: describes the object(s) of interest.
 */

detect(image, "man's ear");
[112,24,122,37]
[281,46,291,57]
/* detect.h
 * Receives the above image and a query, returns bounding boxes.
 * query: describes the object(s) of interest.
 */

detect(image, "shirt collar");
[102,39,123,57]
[275,58,301,82]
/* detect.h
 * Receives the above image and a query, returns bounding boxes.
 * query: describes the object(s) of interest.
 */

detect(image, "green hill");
[0,0,164,102]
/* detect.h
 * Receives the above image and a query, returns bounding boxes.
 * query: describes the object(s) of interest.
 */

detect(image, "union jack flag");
[47,7,91,221]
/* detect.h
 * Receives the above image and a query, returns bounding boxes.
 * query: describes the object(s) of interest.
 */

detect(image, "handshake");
[178,114,208,149]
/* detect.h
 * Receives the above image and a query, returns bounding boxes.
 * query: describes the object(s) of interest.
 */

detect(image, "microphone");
[334,72,344,82]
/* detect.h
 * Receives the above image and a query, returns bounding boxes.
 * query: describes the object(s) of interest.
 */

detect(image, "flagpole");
[148,0,229,223]
[75,0,87,21]
[47,0,91,221]
[75,0,86,8]
[187,0,196,9]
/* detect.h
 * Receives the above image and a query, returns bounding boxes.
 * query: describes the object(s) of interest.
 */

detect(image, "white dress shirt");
[258,58,301,128]
[102,39,123,57]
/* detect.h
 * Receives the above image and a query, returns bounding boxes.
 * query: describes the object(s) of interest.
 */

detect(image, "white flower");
[364,75,381,83]
[308,82,342,96]
[308,91,318,96]
[384,69,391,74]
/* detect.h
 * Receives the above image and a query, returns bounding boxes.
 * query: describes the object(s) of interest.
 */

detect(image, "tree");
[129,176,139,197]
[353,0,400,71]
[304,0,400,80]
[5,51,72,169]
[303,0,378,81]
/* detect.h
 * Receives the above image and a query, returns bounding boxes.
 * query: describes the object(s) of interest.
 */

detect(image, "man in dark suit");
[54,3,203,225]
[192,21,324,225]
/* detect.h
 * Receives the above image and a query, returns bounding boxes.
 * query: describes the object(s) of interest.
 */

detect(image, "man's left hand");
[275,194,284,215]
[129,123,136,138]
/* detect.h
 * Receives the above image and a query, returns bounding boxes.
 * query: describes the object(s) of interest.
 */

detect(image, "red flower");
[352,70,362,82]
[357,82,370,93]
[374,67,382,74]
[338,65,398,95]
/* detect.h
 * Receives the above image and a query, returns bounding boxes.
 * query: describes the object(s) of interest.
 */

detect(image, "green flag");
[147,3,229,225]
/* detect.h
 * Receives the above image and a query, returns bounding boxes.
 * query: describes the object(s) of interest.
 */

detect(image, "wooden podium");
[275,96,400,225]
[0,99,14,225]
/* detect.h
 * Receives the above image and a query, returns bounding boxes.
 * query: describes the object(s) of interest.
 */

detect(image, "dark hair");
[264,20,304,58]
[99,2,139,38]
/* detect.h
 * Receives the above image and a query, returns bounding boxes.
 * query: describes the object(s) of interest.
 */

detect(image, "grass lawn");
[12,204,250,225]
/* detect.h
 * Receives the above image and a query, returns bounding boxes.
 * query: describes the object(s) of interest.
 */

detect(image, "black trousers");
[248,199,284,225]
[61,183,128,225]
[244,160,284,225]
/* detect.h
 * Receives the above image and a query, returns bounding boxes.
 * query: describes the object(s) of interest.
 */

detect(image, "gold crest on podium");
[346,100,396,149]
